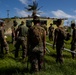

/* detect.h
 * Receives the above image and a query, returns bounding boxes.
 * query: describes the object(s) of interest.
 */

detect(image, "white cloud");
[18,0,44,17]
[51,10,76,19]
[15,8,45,17]
[15,7,76,20]
[36,11,45,16]
[19,0,28,5]
[15,8,31,17]
[19,0,34,5]
[51,10,72,18]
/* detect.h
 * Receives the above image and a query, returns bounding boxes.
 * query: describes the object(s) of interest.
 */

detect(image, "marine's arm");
[53,29,58,49]
[43,30,46,54]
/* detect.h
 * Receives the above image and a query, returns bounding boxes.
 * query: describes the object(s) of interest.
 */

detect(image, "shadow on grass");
[50,53,71,59]
[63,54,71,59]
[47,51,72,59]
[0,66,30,75]
[0,54,32,75]
[7,40,12,44]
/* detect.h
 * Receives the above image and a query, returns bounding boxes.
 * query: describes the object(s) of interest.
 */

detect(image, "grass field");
[0,35,76,75]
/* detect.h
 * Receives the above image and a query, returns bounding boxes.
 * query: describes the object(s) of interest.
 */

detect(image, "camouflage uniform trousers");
[15,37,27,59]
[29,45,44,72]
[71,42,76,59]
[49,32,53,41]
[56,41,64,64]
[0,39,9,54]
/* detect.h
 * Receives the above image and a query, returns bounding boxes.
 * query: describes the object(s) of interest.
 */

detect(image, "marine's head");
[33,15,40,25]
[21,21,25,25]
[0,22,5,26]
[54,19,62,27]
[71,23,75,29]
[13,20,18,26]
[50,23,53,26]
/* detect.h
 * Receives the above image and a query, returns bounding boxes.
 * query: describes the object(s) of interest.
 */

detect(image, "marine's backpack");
[57,27,66,40]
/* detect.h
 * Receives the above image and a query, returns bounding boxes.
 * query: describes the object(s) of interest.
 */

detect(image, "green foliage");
[67,27,71,32]
[0,35,76,75]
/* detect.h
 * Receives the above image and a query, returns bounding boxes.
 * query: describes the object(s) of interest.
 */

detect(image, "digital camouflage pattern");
[11,24,18,44]
[54,27,66,63]
[28,25,45,48]
[71,28,76,59]
[11,20,18,44]
[0,22,9,55]
[15,21,28,59]
[27,24,46,72]
[53,19,66,64]
[48,25,54,41]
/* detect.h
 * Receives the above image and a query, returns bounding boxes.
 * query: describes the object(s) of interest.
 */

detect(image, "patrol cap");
[32,15,40,24]
[71,23,75,27]
[56,19,62,23]
[0,22,4,26]
[33,15,40,20]
[33,19,40,25]
[26,21,32,27]
[54,19,62,26]
[13,20,18,26]
[50,23,53,25]
[21,21,25,24]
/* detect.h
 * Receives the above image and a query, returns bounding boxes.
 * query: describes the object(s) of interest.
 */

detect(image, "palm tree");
[25,0,42,18]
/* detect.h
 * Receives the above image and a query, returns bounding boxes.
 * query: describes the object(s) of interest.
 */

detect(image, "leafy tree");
[25,0,42,18]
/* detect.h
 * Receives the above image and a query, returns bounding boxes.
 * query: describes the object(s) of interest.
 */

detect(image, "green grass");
[0,35,76,75]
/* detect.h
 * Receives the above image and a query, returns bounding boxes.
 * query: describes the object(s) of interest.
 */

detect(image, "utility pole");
[7,10,10,18]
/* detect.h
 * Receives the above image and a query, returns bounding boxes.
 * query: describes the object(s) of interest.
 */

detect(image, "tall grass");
[0,35,76,75]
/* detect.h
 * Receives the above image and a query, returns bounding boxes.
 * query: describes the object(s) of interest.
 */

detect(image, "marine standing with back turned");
[70,23,76,59]
[27,16,46,72]
[11,20,18,44]
[14,21,28,59]
[53,19,66,64]
[48,23,54,41]
[0,22,9,56]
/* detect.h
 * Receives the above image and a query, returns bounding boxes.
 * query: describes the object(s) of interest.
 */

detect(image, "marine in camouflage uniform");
[27,19,46,72]
[71,23,76,59]
[0,22,9,55]
[48,23,54,41]
[15,21,28,59]
[53,19,66,64]
[41,23,48,35]
[11,20,18,44]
